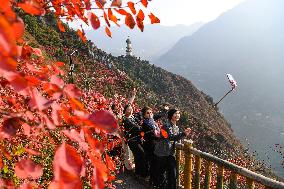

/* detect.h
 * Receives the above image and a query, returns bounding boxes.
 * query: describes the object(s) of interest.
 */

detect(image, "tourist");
[154,108,191,189]
[122,89,147,178]
[141,105,169,184]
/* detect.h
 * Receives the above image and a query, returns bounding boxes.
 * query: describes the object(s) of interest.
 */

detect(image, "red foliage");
[149,12,160,24]
[0,0,159,188]
[111,0,122,7]
[127,2,136,15]
[105,26,112,38]
[90,13,100,30]
[15,159,43,179]
[125,13,136,29]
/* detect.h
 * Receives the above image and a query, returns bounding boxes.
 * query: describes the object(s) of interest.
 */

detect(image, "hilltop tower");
[126,36,133,56]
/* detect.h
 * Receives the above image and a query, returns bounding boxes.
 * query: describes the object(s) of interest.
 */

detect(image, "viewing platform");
[115,140,284,189]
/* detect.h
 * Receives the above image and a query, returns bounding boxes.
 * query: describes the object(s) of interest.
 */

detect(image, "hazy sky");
[69,0,246,29]
[147,0,246,26]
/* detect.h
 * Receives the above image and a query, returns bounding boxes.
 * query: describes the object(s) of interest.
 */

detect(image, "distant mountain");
[156,0,284,177]
[85,23,203,61]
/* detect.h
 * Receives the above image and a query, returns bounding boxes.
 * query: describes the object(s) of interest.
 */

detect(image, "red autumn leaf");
[88,110,118,133]
[0,156,3,169]
[57,19,65,32]
[89,13,100,30]
[55,61,65,67]
[137,9,145,21]
[51,103,61,125]
[127,2,136,15]
[25,76,41,87]
[50,75,65,88]
[2,117,23,137]
[2,149,12,160]
[111,0,122,7]
[53,143,84,178]
[108,9,119,26]
[125,13,136,29]
[43,83,61,97]
[64,84,82,98]
[105,154,115,171]
[19,183,37,189]
[69,98,85,111]
[63,129,88,151]
[77,29,87,42]
[18,0,45,16]
[24,148,41,156]
[161,128,168,138]
[43,114,56,129]
[0,57,17,71]
[1,0,15,18]
[136,9,145,32]
[105,27,112,38]
[149,13,160,24]
[0,16,18,57]
[95,0,106,9]
[114,8,128,16]
[91,167,106,189]
[12,19,24,40]
[84,0,91,10]
[49,169,82,189]
[29,88,50,111]
[59,110,71,124]
[141,0,148,7]
[32,48,42,57]
[21,45,33,59]
[15,159,43,179]
[22,123,31,136]
[103,11,110,27]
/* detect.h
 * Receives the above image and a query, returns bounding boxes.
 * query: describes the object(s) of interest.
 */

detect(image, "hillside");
[21,13,275,178]
[156,0,284,177]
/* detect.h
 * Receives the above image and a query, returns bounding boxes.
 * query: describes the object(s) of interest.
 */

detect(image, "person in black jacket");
[122,88,147,178]
[141,105,169,184]
[154,108,191,189]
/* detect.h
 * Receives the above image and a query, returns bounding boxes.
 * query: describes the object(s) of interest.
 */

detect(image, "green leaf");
[14,147,25,156]
[3,165,9,173]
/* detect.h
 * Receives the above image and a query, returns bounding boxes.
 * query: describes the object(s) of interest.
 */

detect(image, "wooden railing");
[175,140,284,189]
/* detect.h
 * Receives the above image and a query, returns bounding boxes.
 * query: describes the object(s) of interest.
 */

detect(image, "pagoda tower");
[126,36,133,56]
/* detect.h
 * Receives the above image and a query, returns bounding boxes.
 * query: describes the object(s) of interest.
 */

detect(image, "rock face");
[156,0,284,177]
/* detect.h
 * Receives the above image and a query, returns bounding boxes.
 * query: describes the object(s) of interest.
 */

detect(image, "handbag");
[154,138,171,157]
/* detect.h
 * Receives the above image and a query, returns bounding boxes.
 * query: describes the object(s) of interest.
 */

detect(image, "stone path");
[112,170,151,189]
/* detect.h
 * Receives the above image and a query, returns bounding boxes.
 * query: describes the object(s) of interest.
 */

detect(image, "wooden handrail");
[176,140,284,189]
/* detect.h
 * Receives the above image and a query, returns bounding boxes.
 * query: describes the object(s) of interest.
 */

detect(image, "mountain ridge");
[156,0,284,177]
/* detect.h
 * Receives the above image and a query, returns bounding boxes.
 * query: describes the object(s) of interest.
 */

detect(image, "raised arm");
[128,88,137,105]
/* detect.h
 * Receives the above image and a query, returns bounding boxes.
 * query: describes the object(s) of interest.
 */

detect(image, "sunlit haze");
[147,0,245,26]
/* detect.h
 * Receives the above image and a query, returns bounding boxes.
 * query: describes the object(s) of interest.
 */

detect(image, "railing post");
[194,156,202,189]
[176,147,182,187]
[229,172,238,189]
[204,161,212,189]
[216,166,224,189]
[184,140,193,189]
[246,178,254,189]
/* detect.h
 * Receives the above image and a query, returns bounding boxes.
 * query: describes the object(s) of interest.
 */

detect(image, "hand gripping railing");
[175,140,284,189]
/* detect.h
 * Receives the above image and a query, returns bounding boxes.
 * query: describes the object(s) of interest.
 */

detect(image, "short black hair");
[167,108,179,120]
[123,104,131,114]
